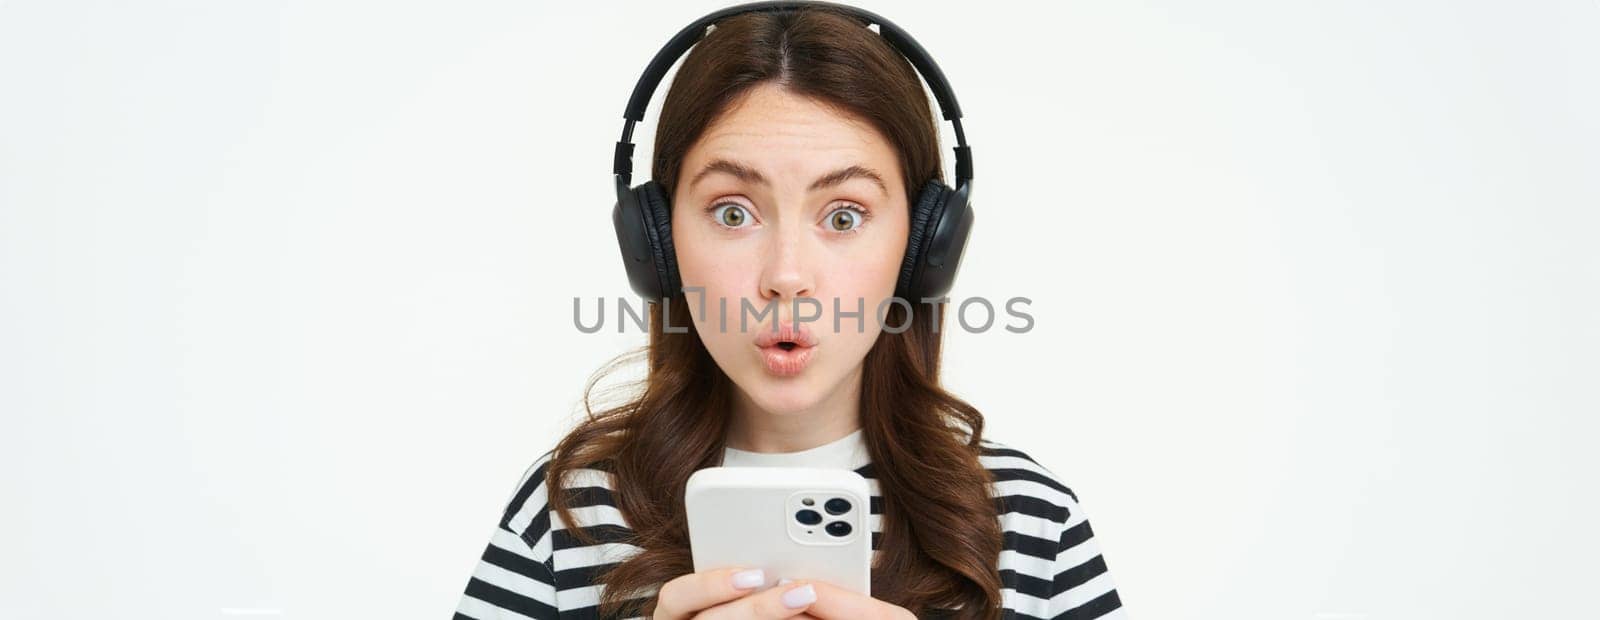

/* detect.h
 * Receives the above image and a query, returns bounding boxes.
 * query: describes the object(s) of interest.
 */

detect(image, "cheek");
[672,230,754,344]
[833,229,909,299]
[672,215,749,292]
[679,251,748,294]
[826,256,898,302]
[810,236,906,351]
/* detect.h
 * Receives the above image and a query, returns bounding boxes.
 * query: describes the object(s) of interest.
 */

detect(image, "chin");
[736,368,829,415]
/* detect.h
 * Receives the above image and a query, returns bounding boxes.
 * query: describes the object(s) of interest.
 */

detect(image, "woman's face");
[672,82,909,419]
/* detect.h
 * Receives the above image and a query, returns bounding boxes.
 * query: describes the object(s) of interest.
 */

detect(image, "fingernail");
[731,568,764,589]
[781,583,816,608]
[777,578,793,586]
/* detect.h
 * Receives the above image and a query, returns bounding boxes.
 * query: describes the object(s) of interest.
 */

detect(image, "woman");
[455,5,1123,619]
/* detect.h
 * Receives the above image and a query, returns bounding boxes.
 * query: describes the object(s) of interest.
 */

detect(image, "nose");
[758,217,815,304]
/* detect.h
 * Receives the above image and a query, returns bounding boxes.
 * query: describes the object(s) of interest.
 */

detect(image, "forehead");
[683,84,900,185]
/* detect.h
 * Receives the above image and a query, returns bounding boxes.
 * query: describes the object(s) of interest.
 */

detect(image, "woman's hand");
[651,566,819,619]
[776,579,916,620]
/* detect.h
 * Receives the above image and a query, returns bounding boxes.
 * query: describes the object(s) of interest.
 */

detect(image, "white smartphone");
[684,466,872,595]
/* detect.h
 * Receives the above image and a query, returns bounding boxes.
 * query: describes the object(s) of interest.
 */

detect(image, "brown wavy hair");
[547,7,1003,619]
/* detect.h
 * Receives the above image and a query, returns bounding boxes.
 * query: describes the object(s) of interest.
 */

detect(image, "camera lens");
[795,509,822,526]
[825,521,853,537]
[824,498,852,515]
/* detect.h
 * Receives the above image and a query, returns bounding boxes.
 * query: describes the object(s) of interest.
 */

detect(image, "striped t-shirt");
[454,429,1126,619]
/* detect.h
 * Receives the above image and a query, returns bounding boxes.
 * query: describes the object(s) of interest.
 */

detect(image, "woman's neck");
[723,367,864,453]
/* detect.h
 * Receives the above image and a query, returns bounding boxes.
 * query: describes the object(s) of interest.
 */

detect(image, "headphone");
[611,0,975,304]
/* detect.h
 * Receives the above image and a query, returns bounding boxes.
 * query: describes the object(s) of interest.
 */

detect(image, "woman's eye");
[709,203,752,228]
[826,205,869,232]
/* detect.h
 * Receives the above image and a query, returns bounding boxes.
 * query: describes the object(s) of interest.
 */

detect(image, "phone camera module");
[795,509,823,526]
[825,520,853,537]
[824,498,852,515]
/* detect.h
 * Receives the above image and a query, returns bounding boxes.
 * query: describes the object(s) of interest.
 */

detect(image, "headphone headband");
[611,0,972,188]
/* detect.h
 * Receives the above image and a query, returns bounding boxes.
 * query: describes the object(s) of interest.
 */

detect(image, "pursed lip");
[754,321,817,349]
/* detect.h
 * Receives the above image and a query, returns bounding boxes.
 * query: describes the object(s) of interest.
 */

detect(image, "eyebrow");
[688,158,889,197]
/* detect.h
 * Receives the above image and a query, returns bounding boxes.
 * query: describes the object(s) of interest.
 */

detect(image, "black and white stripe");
[454,439,1125,619]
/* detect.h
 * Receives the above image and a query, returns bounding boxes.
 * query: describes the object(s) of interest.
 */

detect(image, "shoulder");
[976,436,1081,503]
[496,446,625,549]
[977,438,1127,619]
[975,436,1087,528]
[495,448,559,551]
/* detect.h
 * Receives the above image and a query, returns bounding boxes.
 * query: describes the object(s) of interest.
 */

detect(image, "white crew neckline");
[721,427,869,470]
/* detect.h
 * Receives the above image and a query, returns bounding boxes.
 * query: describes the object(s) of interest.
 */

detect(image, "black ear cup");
[917,179,974,301]
[899,177,978,301]
[633,181,681,299]
[613,179,655,300]
[896,179,948,300]
[612,177,679,301]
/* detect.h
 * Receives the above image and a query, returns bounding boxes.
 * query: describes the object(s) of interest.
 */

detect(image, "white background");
[2,1,1597,618]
